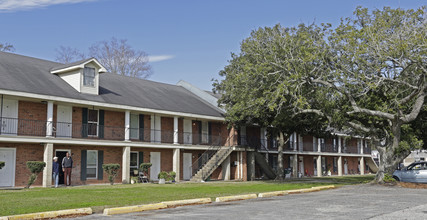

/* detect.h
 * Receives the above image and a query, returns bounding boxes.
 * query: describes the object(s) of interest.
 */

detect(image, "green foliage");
[157,171,169,180]
[168,171,176,181]
[102,164,121,185]
[0,161,4,170]
[25,161,46,188]
[383,173,396,183]
[140,163,152,173]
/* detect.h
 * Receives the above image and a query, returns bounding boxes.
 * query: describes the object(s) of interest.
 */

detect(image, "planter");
[327,171,331,176]
[131,179,135,184]
[159,178,166,184]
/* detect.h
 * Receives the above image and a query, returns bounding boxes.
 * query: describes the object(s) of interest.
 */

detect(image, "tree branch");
[400,90,426,123]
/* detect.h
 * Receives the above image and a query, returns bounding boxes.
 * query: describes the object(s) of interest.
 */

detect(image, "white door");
[183,119,192,144]
[183,153,192,180]
[150,152,161,180]
[56,105,72,138]
[0,148,16,187]
[130,114,139,139]
[1,99,18,135]
[299,157,304,176]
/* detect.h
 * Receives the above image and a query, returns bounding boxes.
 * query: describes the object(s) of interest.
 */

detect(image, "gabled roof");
[0,52,224,118]
[50,57,107,74]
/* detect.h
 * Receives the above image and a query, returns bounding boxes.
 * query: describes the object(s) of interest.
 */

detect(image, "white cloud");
[0,0,96,12]
[148,55,175,63]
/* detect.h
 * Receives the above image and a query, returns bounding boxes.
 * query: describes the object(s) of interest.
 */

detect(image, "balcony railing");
[0,117,228,146]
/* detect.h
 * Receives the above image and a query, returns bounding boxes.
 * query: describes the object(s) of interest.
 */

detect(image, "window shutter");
[208,122,212,144]
[139,114,144,141]
[81,150,87,181]
[98,150,104,180]
[99,110,104,139]
[138,152,144,169]
[82,108,88,137]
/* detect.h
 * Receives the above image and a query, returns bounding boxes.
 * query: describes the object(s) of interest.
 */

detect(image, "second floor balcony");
[0,117,231,146]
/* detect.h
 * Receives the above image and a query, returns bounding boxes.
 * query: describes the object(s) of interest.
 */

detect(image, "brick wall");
[0,143,44,187]
[18,101,47,136]
[72,107,82,138]
[103,110,125,140]
[161,117,173,143]
[54,145,123,185]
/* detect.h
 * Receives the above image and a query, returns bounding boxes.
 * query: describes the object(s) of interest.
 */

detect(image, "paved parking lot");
[72,184,427,220]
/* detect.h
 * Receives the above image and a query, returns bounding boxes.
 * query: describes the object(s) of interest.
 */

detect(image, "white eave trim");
[0,89,225,121]
[50,58,107,74]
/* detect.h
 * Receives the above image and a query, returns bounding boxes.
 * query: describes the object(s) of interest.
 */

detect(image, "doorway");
[150,152,161,180]
[55,149,70,185]
[0,148,16,187]
[183,153,192,180]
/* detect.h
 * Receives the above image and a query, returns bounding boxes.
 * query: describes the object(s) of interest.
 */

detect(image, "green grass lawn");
[0,175,374,216]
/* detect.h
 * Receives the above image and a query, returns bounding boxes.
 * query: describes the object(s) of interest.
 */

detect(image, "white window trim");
[88,109,99,137]
[87,150,98,179]
[83,67,96,87]
[130,151,139,170]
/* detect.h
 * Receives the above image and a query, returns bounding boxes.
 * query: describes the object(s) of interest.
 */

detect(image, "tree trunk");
[275,131,285,180]
[374,121,410,183]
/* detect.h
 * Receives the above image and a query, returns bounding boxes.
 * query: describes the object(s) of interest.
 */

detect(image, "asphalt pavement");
[69,184,427,220]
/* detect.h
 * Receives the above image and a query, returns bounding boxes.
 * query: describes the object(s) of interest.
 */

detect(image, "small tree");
[140,163,152,174]
[26,161,46,188]
[102,164,121,185]
[0,161,5,169]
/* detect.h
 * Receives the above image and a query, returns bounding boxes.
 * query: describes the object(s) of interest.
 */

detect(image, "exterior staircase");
[190,147,233,182]
[254,152,277,179]
[366,157,379,173]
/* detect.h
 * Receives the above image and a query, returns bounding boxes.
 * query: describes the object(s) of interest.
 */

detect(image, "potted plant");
[140,163,152,183]
[158,171,168,184]
[131,176,138,184]
[168,171,176,182]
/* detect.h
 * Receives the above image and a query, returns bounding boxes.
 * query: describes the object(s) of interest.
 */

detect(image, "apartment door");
[0,148,16,187]
[344,159,348,175]
[183,119,192,145]
[130,114,139,140]
[299,157,304,176]
[56,105,72,138]
[55,149,70,185]
[183,153,192,180]
[1,99,18,135]
[150,152,161,180]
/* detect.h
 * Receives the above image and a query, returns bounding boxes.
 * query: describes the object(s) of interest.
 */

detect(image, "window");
[130,152,139,173]
[88,109,98,136]
[87,150,98,179]
[83,67,96,87]
[130,114,139,140]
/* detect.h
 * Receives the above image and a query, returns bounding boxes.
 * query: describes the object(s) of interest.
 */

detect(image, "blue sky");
[0,0,425,91]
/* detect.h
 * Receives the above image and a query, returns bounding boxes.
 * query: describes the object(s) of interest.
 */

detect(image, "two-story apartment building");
[0,52,247,187]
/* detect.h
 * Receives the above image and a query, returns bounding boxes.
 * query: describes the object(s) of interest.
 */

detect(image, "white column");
[125,110,130,141]
[338,137,342,153]
[173,148,180,182]
[338,156,343,176]
[360,157,365,175]
[42,143,53,187]
[222,155,231,181]
[360,139,364,154]
[318,138,321,152]
[122,146,130,183]
[46,101,53,137]
[317,155,322,177]
[293,132,297,151]
[173,116,179,144]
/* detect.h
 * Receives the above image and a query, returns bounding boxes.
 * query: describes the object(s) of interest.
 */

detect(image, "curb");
[103,203,166,215]
[258,191,289,198]
[310,185,336,190]
[162,198,212,207]
[2,208,92,220]
[215,194,258,202]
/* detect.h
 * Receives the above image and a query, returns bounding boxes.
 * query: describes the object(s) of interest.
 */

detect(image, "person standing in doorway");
[62,152,73,186]
[52,157,59,188]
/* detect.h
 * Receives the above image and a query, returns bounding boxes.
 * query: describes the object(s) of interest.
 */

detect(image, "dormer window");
[83,67,96,87]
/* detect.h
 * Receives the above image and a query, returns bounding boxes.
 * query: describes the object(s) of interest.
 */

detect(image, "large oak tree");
[215,7,426,182]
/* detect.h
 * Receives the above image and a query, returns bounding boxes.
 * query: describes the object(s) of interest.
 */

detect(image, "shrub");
[158,171,169,180]
[102,164,121,185]
[0,161,4,170]
[26,161,46,188]
[383,173,396,183]
[140,163,152,174]
[168,171,176,181]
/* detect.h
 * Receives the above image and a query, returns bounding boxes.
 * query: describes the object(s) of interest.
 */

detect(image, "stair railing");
[191,132,237,180]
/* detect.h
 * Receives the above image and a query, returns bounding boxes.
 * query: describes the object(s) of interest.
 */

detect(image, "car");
[392,161,427,183]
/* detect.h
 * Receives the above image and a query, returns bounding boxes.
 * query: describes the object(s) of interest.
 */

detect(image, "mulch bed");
[398,182,427,189]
